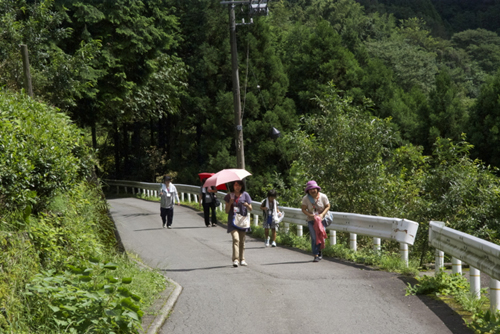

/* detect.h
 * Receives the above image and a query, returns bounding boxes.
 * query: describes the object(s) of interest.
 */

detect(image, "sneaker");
[318,251,322,259]
[233,260,239,267]
[212,223,217,227]
[265,237,270,247]
[271,241,276,247]
[162,224,165,228]
[313,256,320,262]
[167,226,172,229]
[240,260,248,266]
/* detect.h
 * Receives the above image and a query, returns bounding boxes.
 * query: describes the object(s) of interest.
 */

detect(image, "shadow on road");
[397,276,473,334]
[134,228,164,231]
[162,266,229,272]
[123,213,156,218]
[262,260,313,265]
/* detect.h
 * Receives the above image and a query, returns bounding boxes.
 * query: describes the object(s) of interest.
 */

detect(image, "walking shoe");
[167,226,172,229]
[162,224,165,228]
[318,251,322,259]
[265,237,270,247]
[313,256,320,262]
[271,241,276,247]
[233,260,239,267]
[212,223,217,227]
[206,224,210,227]
[240,260,248,266]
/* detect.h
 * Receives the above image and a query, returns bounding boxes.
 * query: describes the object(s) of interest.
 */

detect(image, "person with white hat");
[301,180,330,262]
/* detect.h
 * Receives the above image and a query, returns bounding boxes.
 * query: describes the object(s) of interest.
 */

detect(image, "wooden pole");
[20,44,34,97]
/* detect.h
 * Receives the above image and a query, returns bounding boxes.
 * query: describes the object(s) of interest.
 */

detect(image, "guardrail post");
[451,257,462,274]
[116,185,119,194]
[187,193,191,202]
[284,223,289,234]
[350,233,357,251]
[373,237,381,251]
[435,250,444,273]
[400,243,408,266]
[132,187,135,195]
[470,266,481,299]
[154,190,158,197]
[253,214,259,227]
[330,230,336,245]
[194,195,198,204]
[125,187,128,194]
[297,225,303,237]
[181,193,185,202]
[490,278,500,313]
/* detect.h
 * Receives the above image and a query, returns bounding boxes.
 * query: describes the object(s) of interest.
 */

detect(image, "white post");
[154,190,157,197]
[490,278,500,313]
[435,250,444,273]
[297,225,303,237]
[132,187,135,195]
[400,243,408,266]
[373,237,381,251]
[284,223,289,234]
[253,214,259,227]
[350,233,357,251]
[147,189,150,197]
[194,194,198,204]
[451,257,462,274]
[470,267,481,299]
[125,187,128,194]
[181,192,185,202]
[116,185,119,194]
[330,230,336,245]
[187,193,191,202]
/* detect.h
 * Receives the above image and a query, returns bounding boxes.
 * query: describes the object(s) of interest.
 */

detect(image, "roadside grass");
[1,184,167,333]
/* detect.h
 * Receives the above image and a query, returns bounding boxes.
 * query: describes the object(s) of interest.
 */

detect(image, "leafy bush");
[0,90,93,213]
[468,310,500,333]
[24,260,143,333]
[406,270,469,296]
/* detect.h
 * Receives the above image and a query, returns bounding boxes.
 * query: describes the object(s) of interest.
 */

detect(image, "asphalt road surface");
[108,197,471,334]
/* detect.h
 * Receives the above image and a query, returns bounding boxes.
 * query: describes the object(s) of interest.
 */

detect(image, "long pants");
[203,202,217,226]
[160,207,174,227]
[308,220,321,256]
[231,229,246,262]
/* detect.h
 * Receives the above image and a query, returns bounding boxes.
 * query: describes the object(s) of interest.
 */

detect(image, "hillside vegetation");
[0,90,165,333]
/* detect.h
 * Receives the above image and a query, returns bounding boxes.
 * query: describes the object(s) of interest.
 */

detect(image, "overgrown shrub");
[0,90,93,213]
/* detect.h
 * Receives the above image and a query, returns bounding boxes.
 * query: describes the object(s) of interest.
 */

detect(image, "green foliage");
[0,90,93,213]
[24,260,142,333]
[468,310,500,334]
[469,69,500,167]
[405,270,469,296]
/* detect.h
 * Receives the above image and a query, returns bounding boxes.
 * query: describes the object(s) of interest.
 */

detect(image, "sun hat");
[304,180,321,194]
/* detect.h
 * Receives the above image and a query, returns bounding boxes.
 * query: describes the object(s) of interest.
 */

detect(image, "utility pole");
[20,44,34,97]
[221,1,268,170]
[229,4,245,169]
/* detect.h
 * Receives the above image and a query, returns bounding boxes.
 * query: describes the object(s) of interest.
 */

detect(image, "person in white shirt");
[159,175,180,228]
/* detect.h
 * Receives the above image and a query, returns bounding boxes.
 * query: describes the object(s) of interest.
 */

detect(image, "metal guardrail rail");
[429,221,500,313]
[105,180,418,265]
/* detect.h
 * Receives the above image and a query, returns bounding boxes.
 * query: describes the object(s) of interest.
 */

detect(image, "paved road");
[108,197,471,334]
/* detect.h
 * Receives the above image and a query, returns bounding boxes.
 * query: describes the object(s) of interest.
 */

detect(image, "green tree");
[468,69,500,167]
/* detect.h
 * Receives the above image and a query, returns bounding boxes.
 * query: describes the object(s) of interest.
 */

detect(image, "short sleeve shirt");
[301,193,329,219]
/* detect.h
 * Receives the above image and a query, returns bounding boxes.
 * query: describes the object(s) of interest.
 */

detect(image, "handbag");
[233,213,250,229]
[322,211,333,227]
[214,197,221,207]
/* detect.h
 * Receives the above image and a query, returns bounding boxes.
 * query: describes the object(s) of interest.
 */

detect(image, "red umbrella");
[203,169,251,188]
[198,172,227,190]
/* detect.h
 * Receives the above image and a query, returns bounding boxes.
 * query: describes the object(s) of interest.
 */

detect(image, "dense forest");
[1,0,500,248]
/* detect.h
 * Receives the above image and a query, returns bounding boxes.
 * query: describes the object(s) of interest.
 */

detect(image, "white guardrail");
[105,180,419,265]
[429,221,500,313]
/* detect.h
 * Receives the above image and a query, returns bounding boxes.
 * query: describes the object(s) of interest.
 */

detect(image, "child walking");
[260,189,282,247]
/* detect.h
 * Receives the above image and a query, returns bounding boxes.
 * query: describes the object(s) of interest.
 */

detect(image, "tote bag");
[233,214,250,229]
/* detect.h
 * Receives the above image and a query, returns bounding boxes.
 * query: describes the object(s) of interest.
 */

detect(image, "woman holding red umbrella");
[224,181,252,267]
